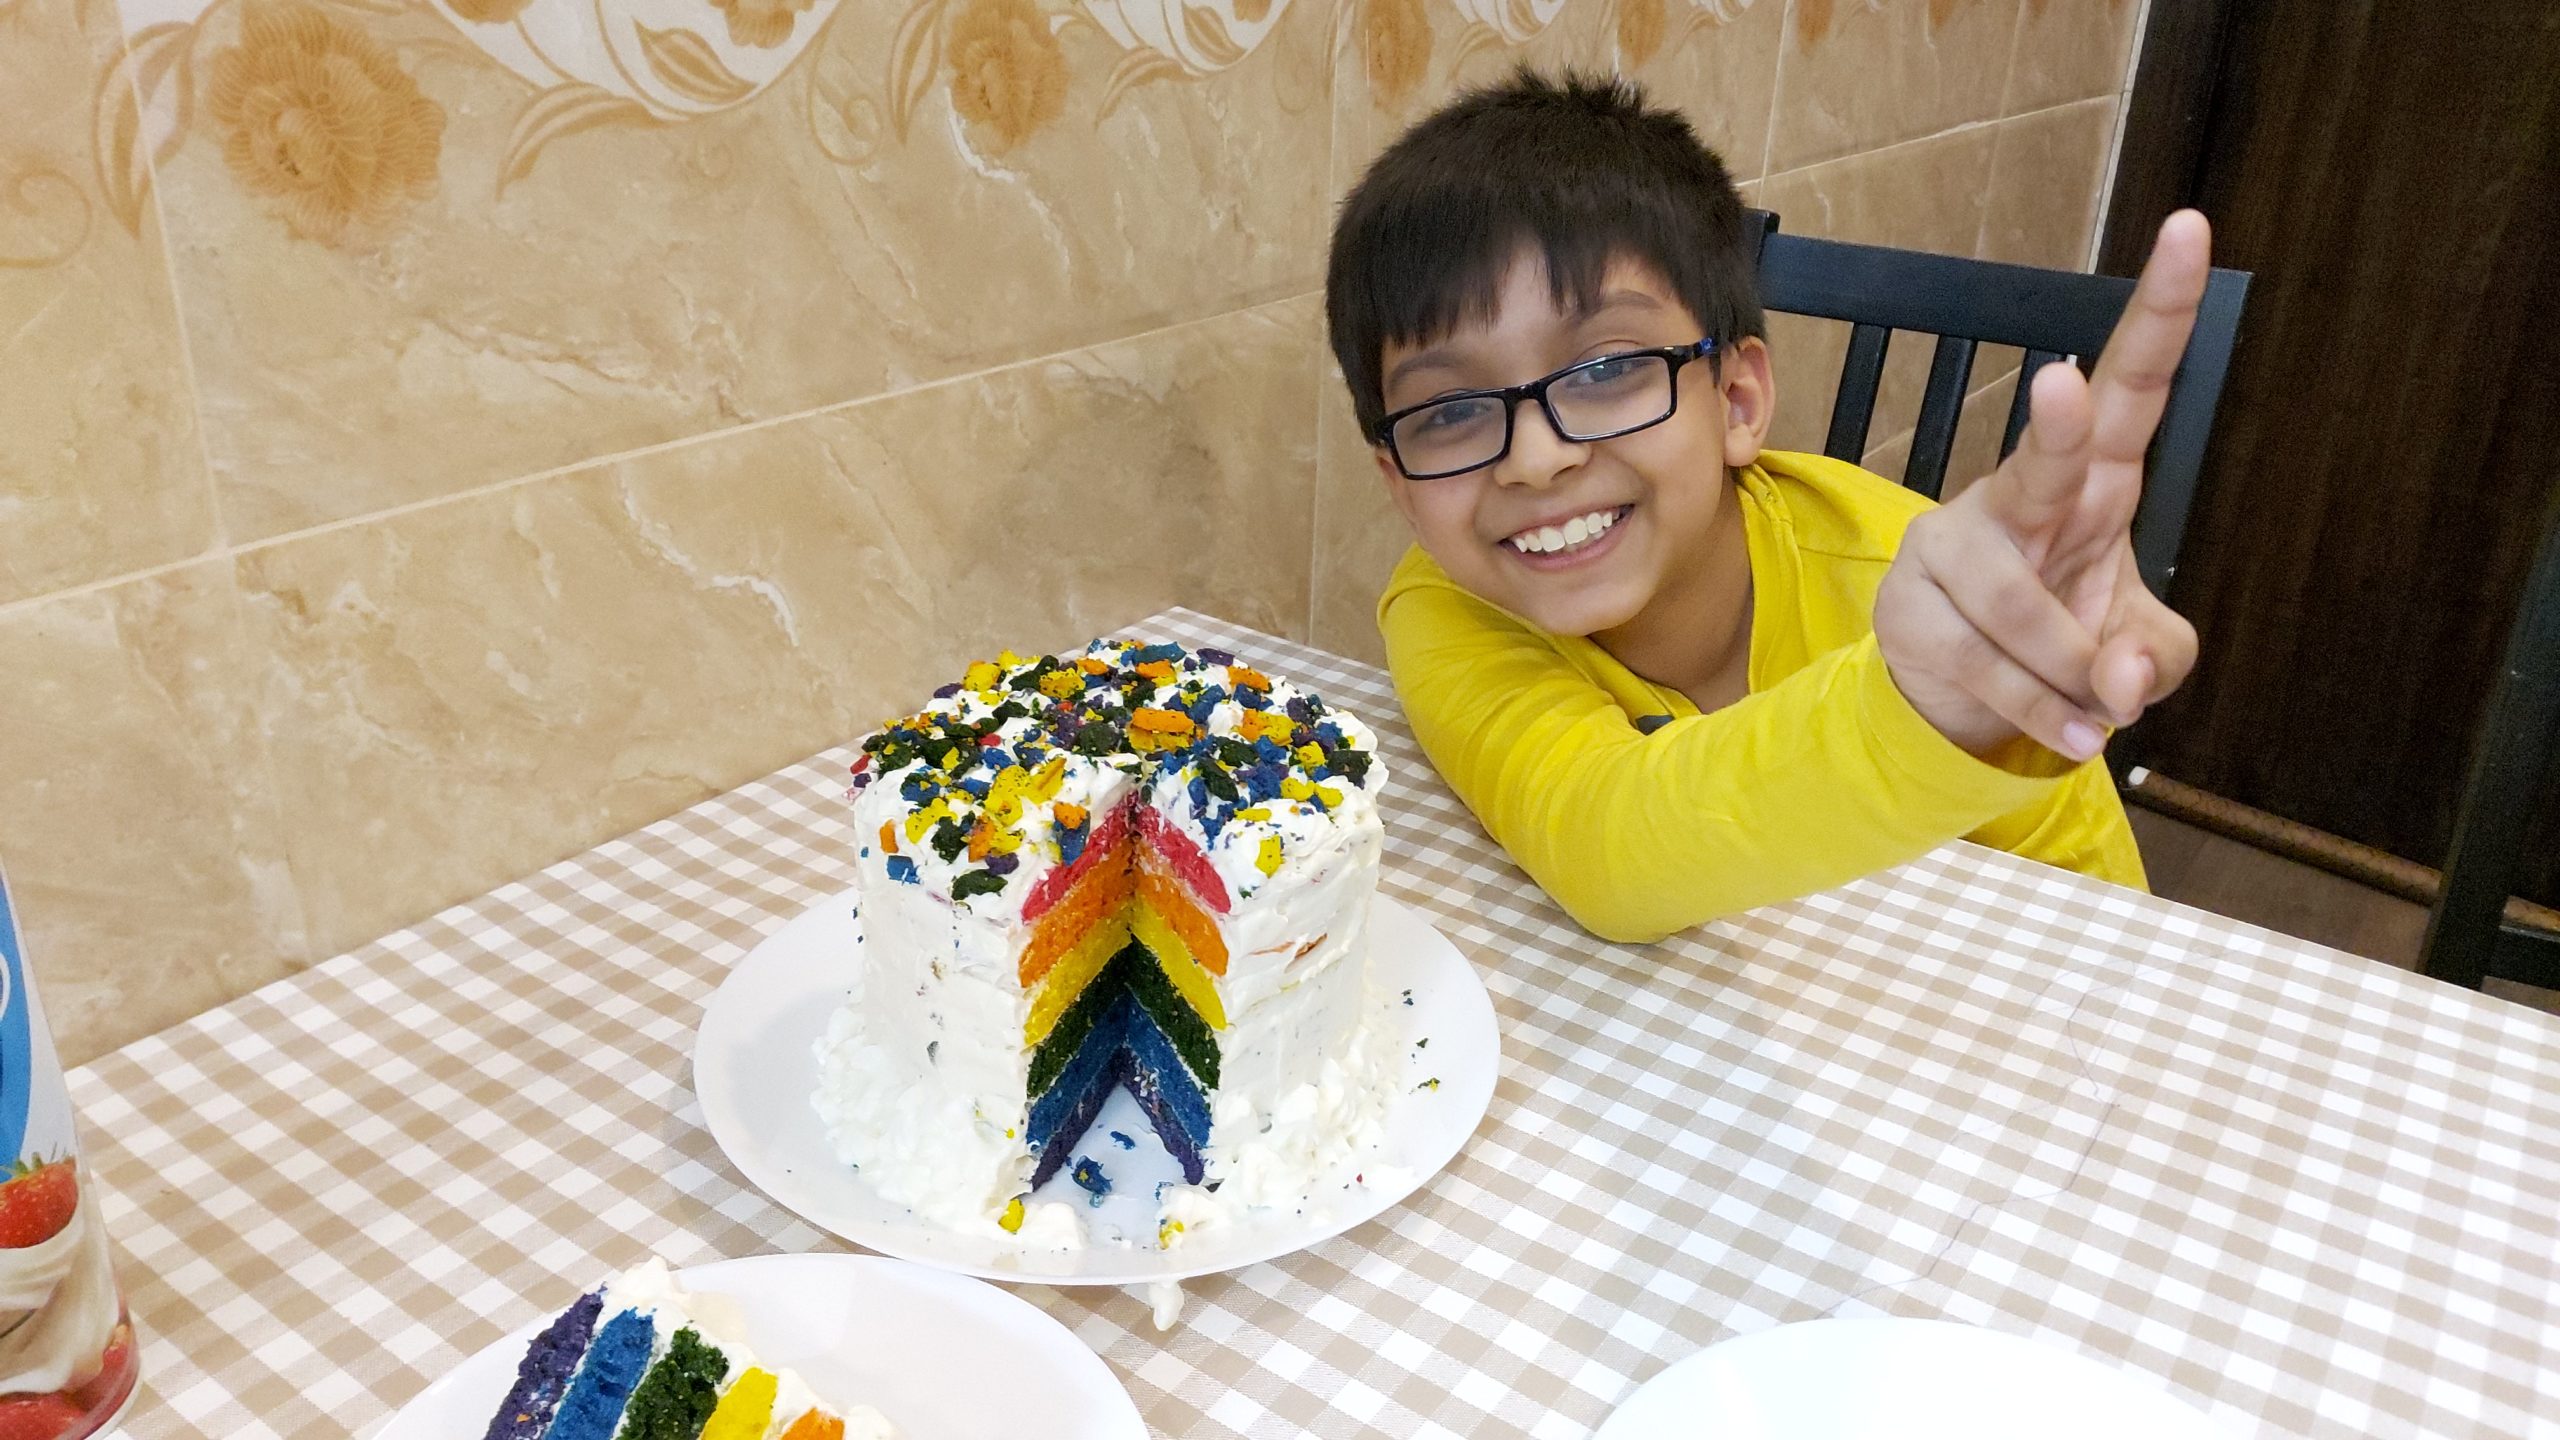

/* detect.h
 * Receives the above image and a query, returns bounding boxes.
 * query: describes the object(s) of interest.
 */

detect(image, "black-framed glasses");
[1373,339,1717,480]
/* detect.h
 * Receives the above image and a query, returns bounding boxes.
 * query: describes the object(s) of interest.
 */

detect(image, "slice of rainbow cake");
[478,1259,895,1440]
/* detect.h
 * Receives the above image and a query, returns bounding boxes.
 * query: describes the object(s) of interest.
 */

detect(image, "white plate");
[1594,1319,2225,1440]
[694,891,1498,1285]
[368,1253,1145,1440]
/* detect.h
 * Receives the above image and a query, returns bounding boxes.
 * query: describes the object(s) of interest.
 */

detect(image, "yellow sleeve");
[1969,762,2150,891]
[1382,577,2080,943]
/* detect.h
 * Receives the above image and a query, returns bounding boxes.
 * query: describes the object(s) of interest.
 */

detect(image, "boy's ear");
[1716,335,1777,469]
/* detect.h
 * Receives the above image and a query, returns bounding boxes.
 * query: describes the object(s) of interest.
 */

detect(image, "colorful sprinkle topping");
[852,639,1379,910]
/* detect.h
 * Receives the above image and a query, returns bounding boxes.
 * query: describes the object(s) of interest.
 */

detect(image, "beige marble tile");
[1943,363,2019,496]
[1979,95,2117,269]
[143,0,1331,543]
[1310,369,1403,666]
[0,562,309,1067]
[2004,0,2140,113]
[1766,0,2024,172]
[1331,0,1787,204]
[1758,121,2000,456]
[1858,362,2014,494]
[237,295,1319,958]
[1860,425,1911,483]
[0,0,220,606]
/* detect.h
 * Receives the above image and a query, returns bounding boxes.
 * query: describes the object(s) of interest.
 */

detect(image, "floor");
[2128,809,2560,1018]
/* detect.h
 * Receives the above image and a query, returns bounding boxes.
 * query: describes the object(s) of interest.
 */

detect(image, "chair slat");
[2131,267,2253,596]
[1760,229,2132,356]
[2421,497,2560,989]
[1903,334,1978,500]
[2001,349,2061,459]
[1825,324,1891,462]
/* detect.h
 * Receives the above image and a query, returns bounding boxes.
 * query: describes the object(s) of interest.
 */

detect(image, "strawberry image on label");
[0,1161,77,1251]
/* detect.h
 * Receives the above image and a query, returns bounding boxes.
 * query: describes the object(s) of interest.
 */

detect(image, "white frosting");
[813,995,1031,1238]
[770,1365,895,1440]
[1193,980,1400,1211]
[811,641,1402,1247]
[1010,1201,1086,1251]
[1145,1280,1184,1331]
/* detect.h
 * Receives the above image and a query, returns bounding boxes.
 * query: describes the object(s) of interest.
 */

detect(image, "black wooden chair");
[1745,210,2252,598]
[2418,499,2560,993]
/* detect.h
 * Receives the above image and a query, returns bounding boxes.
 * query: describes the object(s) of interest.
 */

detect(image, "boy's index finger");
[2083,210,2213,467]
[1977,357,2095,540]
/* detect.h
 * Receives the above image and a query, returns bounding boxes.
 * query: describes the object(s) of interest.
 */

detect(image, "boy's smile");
[1374,249,1773,692]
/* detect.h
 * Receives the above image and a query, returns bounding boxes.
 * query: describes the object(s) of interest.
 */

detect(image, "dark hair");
[1325,68,1764,442]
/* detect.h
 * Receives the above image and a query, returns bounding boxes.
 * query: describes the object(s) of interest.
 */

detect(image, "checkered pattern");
[68,610,2560,1440]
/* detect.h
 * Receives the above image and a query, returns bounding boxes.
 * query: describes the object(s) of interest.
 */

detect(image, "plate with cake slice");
[369,1252,1145,1440]
[693,639,1500,1287]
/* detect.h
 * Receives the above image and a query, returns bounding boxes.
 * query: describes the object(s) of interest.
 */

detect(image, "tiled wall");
[2,0,2138,1064]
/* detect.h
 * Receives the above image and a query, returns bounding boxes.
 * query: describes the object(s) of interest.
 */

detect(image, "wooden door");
[2104,0,2560,902]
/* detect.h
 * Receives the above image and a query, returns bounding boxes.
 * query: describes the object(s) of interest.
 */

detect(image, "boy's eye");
[1563,355,1647,390]
[1417,397,1499,430]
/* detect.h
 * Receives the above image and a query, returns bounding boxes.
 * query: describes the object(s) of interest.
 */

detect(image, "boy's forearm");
[1406,635,2068,941]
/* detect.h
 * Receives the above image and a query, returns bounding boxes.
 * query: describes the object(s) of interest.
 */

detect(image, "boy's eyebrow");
[1384,347,1462,392]
[1381,290,1669,393]
[1575,289,1666,319]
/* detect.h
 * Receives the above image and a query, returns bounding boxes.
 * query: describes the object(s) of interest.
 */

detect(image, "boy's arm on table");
[1385,581,2077,944]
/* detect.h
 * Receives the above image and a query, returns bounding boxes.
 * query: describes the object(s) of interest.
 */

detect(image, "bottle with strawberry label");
[0,869,137,1440]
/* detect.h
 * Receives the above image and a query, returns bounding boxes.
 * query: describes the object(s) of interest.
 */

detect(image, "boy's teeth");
[1511,507,1621,555]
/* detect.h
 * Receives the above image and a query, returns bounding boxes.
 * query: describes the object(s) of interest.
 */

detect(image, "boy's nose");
[1491,398,1587,489]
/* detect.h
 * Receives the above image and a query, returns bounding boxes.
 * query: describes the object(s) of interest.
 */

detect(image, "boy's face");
[1374,251,1773,638]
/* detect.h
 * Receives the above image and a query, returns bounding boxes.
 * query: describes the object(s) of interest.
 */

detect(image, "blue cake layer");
[1026,993,1214,1188]
[1027,997,1129,1153]
[1026,991,1214,1151]
[542,1306,655,1440]
[1118,1042,1209,1186]
[1031,1051,1124,1190]
[481,1289,602,1440]
[1121,1000,1212,1147]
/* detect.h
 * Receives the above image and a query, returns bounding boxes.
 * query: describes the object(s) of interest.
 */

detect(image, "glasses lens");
[1550,354,1675,439]
[1391,395,1508,478]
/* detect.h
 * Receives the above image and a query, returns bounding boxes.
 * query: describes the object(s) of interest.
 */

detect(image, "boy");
[1325,71,2203,943]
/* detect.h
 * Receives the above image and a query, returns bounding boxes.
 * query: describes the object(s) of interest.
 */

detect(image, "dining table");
[68,608,2560,1439]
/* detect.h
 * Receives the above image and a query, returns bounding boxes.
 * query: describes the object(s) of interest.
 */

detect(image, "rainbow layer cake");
[813,639,1395,1244]
[479,1258,894,1440]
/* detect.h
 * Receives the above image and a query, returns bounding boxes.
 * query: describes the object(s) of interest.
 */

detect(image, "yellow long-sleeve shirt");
[1377,449,2146,943]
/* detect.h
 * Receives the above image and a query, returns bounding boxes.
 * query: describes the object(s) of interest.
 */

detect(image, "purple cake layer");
[480,1289,603,1440]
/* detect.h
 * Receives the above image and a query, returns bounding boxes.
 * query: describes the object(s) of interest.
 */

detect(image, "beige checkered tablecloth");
[68,609,2560,1439]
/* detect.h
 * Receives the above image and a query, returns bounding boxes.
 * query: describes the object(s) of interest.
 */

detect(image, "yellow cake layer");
[699,1369,777,1440]
[1129,902,1228,1031]
[1024,912,1134,1046]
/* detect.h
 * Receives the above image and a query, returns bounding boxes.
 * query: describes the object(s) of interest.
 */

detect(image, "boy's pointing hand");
[1875,210,2210,763]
